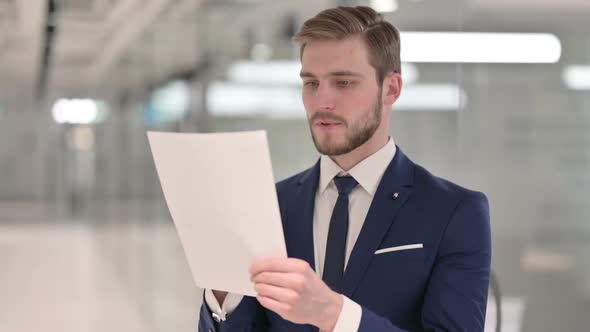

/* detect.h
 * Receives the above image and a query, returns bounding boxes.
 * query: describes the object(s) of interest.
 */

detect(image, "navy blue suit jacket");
[200,146,491,331]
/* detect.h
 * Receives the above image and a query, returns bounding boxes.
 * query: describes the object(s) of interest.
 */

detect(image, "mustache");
[310,112,346,124]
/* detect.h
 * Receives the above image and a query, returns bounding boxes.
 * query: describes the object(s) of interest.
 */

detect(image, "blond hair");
[293,6,401,83]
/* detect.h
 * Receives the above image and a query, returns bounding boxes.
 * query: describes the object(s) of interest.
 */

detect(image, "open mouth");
[317,121,342,127]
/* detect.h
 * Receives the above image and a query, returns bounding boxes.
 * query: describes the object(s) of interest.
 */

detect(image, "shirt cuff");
[204,289,244,320]
[332,295,362,332]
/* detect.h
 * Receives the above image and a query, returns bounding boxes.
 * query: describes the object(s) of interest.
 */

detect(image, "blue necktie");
[322,176,358,291]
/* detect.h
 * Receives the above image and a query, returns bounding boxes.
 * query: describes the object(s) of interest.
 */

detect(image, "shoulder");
[410,163,490,253]
[413,163,488,207]
[414,165,489,214]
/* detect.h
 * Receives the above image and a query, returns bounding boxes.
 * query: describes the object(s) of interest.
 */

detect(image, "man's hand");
[249,257,343,331]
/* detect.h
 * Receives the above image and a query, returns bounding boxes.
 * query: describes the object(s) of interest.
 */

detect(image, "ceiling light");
[395,84,466,111]
[371,0,399,13]
[52,99,99,125]
[400,32,561,63]
[562,65,590,90]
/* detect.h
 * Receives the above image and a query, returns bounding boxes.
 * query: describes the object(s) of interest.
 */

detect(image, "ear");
[382,72,403,106]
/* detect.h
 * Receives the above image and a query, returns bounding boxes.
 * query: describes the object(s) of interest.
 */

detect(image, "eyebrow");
[299,70,364,78]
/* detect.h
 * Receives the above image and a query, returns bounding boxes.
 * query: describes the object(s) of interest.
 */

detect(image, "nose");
[314,84,336,112]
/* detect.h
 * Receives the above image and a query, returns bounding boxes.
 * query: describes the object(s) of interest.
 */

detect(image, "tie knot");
[333,176,358,196]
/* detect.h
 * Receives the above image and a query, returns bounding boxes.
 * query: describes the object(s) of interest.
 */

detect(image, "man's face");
[300,37,384,156]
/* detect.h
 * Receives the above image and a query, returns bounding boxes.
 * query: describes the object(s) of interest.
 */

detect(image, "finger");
[254,282,299,304]
[250,257,310,276]
[252,272,307,291]
[257,295,290,316]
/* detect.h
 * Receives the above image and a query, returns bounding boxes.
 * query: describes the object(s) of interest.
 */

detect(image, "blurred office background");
[1,0,589,331]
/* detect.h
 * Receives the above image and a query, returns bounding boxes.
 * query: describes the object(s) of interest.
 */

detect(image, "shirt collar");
[319,137,396,196]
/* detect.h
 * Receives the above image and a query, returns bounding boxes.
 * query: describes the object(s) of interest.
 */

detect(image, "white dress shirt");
[205,138,397,331]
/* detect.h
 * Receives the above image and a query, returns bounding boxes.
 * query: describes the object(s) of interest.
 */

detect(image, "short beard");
[309,89,383,156]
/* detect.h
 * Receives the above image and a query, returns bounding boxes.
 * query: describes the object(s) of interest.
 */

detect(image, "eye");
[336,80,354,87]
[304,81,319,88]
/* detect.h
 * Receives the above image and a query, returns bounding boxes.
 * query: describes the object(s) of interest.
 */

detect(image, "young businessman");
[200,6,491,332]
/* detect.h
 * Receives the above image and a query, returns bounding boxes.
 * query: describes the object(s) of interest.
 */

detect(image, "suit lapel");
[284,160,320,271]
[340,147,415,298]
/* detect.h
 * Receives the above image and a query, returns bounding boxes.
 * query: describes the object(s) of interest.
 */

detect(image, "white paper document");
[147,130,287,296]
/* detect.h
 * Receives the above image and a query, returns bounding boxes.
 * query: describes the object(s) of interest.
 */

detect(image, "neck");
[330,131,390,171]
